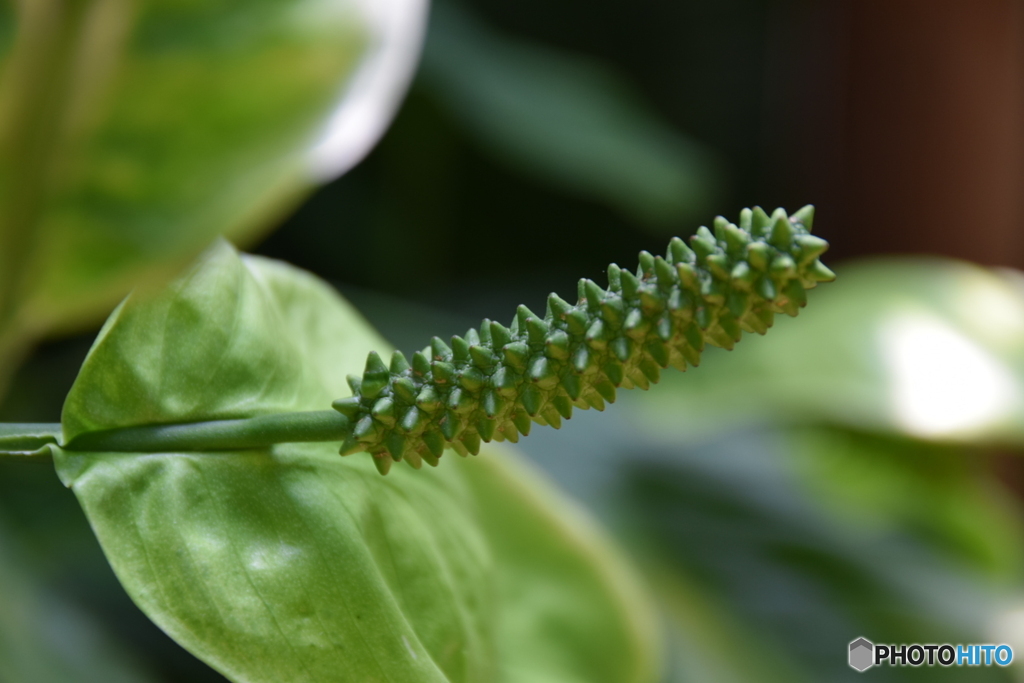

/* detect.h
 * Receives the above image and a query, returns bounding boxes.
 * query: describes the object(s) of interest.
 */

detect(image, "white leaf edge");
[305,0,430,180]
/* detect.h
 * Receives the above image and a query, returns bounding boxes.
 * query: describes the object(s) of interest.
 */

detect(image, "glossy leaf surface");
[61,241,382,440]
[55,244,657,682]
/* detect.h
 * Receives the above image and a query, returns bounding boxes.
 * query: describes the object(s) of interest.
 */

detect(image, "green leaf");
[420,2,721,231]
[626,257,1024,444]
[625,427,1021,682]
[458,448,659,683]
[55,243,657,683]
[0,0,422,350]
[54,443,499,683]
[61,241,385,441]
[653,568,807,683]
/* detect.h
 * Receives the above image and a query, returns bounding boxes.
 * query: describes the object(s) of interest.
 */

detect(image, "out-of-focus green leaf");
[0,0,425,362]
[0,517,157,683]
[627,258,1024,445]
[786,429,1024,582]
[420,2,721,231]
[625,426,1021,682]
[653,565,808,683]
[55,243,658,683]
[607,257,1024,680]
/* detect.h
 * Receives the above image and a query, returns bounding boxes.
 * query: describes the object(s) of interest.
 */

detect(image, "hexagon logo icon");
[849,637,874,672]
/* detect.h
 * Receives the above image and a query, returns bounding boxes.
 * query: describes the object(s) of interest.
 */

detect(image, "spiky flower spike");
[333,206,834,474]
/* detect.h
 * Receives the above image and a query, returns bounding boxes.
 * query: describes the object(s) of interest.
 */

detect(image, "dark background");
[260,0,1024,311]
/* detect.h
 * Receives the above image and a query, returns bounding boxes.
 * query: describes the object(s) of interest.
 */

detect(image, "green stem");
[61,411,350,453]
[2,411,350,458]
[1,412,351,456]
[0,423,61,454]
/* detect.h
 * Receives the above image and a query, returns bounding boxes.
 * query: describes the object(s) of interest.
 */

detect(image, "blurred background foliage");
[3,0,1024,681]
[0,0,371,396]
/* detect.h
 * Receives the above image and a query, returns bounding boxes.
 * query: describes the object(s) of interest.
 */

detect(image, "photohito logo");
[849,638,874,672]
[848,637,1013,672]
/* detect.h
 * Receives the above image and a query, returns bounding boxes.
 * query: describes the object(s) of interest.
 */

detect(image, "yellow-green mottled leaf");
[0,0,423,352]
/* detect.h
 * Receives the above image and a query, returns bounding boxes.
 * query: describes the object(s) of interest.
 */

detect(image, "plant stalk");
[58,411,352,453]
[0,411,352,456]
[0,422,61,454]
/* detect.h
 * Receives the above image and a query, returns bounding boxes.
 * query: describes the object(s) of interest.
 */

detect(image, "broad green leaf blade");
[244,254,392,399]
[0,0,425,349]
[420,3,721,231]
[53,442,658,683]
[458,448,659,683]
[626,258,1024,444]
[54,443,497,683]
[57,243,658,683]
[62,241,387,441]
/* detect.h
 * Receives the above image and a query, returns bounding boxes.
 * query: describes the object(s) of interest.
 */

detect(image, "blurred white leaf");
[306,0,429,179]
[881,312,1019,438]
[626,257,1024,445]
